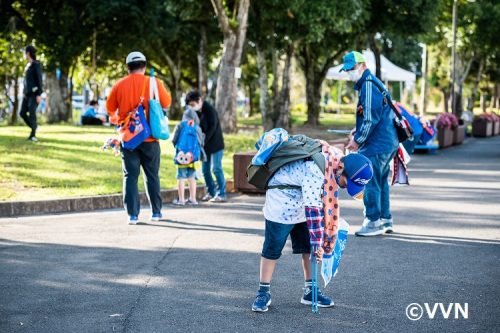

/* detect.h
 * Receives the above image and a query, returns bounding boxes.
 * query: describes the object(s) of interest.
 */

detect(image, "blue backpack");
[174,120,201,165]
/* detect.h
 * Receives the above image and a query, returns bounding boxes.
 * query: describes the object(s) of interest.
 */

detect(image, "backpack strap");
[267,185,302,190]
[365,78,404,121]
[140,76,148,106]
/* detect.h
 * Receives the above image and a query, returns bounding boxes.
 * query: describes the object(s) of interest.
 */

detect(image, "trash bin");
[233,152,265,193]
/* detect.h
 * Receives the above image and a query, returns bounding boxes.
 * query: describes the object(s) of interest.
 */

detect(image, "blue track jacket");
[353,69,398,156]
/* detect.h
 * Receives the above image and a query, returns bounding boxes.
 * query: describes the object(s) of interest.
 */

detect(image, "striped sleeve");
[354,79,380,145]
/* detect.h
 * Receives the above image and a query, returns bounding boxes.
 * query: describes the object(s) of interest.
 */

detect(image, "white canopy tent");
[327,49,416,89]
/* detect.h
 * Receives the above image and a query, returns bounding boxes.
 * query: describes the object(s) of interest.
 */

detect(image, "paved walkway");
[1,137,499,332]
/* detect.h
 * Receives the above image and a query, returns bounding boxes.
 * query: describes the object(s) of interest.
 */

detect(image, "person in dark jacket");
[185,91,226,202]
[20,45,43,141]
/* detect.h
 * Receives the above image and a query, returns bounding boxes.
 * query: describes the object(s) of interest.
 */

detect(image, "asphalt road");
[1,136,499,333]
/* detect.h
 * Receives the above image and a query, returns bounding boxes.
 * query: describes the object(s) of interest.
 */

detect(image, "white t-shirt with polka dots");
[263,158,324,224]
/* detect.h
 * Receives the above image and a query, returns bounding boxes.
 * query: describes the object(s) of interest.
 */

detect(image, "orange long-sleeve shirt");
[106,73,172,142]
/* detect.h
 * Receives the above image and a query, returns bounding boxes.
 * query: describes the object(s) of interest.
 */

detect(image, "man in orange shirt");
[107,51,172,225]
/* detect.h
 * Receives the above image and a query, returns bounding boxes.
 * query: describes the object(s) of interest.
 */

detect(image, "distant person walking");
[185,91,226,202]
[106,51,172,224]
[20,45,43,142]
[341,51,399,236]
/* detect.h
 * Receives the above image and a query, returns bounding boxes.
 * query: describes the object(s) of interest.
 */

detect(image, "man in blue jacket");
[341,51,399,236]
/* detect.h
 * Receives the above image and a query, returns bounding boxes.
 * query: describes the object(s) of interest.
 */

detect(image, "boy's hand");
[314,247,324,262]
[346,137,359,152]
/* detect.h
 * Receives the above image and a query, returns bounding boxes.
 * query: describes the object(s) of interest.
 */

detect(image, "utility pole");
[419,43,428,116]
[451,0,458,114]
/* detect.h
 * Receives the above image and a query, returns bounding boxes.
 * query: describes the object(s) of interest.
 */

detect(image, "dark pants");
[20,96,37,138]
[81,116,103,125]
[121,141,162,217]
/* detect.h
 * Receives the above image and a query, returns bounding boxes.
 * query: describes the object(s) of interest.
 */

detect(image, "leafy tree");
[363,0,441,80]
[429,0,500,117]
[292,0,366,125]
[0,21,27,125]
[247,0,297,130]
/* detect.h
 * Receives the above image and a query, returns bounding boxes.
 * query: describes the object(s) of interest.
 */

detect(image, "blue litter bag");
[321,218,349,287]
[252,128,289,165]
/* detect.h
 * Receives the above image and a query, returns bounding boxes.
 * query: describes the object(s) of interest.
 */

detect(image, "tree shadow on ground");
[1,234,499,333]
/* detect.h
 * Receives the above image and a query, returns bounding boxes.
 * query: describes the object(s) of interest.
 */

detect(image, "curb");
[0,186,206,218]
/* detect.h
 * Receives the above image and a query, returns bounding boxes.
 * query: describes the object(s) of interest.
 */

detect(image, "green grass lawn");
[0,111,357,202]
[0,125,259,201]
[239,111,355,129]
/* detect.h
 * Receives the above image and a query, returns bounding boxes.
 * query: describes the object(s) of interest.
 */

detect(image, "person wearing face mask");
[340,51,399,237]
[185,90,226,202]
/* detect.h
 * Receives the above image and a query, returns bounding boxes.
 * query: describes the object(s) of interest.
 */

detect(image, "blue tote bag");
[149,68,170,140]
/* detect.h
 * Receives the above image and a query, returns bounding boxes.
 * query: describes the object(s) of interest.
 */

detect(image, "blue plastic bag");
[252,128,289,165]
[321,218,349,287]
[149,68,170,140]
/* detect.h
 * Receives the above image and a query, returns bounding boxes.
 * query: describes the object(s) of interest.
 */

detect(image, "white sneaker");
[381,218,393,233]
[355,218,384,237]
[201,193,213,201]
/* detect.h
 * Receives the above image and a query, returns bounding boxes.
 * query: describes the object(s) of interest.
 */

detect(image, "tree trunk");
[442,88,450,113]
[197,25,209,96]
[468,58,484,112]
[274,44,293,129]
[491,83,499,111]
[453,57,473,118]
[9,77,19,125]
[480,92,487,113]
[247,82,255,117]
[419,44,428,116]
[211,0,250,133]
[305,74,322,126]
[163,52,183,120]
[369,34,382,79]
[256,43,272,131]
[46,71,71,123]
[215,36,239,132]
[299,45,342,126]
[454,87,464,118]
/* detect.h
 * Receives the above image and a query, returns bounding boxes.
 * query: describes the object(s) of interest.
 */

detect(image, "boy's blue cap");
[340,51,366,72]
[342,153,373,200]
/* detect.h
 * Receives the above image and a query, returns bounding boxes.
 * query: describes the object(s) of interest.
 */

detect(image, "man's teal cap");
[340,51,365,72]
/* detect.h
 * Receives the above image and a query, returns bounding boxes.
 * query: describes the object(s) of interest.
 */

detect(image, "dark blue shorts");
[261,219,311,260]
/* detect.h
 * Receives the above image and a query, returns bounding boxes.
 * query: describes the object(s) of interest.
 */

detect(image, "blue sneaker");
[300,287,334,308]
[128,215,139,225]
[150,212,162,222]
[252,291,272,312]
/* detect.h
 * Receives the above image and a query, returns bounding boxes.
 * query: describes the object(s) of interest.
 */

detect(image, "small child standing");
[172,107,206,205]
